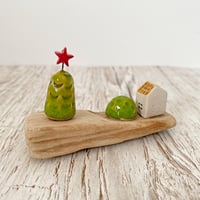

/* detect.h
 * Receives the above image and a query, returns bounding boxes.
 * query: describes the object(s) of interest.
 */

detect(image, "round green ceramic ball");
[105,96,137,120]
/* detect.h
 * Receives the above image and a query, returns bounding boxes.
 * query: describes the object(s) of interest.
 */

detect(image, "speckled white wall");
[0,0,200,68]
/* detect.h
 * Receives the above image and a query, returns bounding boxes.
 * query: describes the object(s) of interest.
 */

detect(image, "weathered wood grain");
[25,110,176,159]
[0,65,200,200]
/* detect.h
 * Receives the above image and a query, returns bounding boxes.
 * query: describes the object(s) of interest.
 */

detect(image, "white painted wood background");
[0,65,200,200]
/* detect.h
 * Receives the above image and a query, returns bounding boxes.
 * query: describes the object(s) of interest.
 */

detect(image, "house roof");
[137,81,155,95]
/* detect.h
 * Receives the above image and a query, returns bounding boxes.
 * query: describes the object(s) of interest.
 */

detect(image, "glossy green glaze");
[105,96,137,120]
[44,70,76,120]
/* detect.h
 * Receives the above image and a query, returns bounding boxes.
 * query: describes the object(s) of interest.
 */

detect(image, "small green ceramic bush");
[44,70,76,120]
[105,96,137,120]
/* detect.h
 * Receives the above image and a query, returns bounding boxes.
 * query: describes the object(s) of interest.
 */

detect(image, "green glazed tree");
[44,70,75,120]
[44,47,75,120]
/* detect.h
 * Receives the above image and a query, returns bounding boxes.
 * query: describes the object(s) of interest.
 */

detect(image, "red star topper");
[55,47,74,68]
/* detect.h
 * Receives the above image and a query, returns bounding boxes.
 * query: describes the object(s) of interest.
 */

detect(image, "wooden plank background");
[0,65,200,200]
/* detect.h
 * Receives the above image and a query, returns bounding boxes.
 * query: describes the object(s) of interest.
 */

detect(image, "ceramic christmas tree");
[44,47,76,120]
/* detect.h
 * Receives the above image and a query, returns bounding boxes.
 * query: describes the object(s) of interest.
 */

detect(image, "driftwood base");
[25,110,176,159]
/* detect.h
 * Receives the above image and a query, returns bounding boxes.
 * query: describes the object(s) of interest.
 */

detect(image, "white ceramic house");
[136,81,167,118]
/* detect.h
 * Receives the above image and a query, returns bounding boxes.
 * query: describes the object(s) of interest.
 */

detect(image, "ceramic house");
[136,81,167,118]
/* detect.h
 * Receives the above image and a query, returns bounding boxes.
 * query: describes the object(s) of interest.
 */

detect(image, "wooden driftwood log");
[25,110,176,159]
